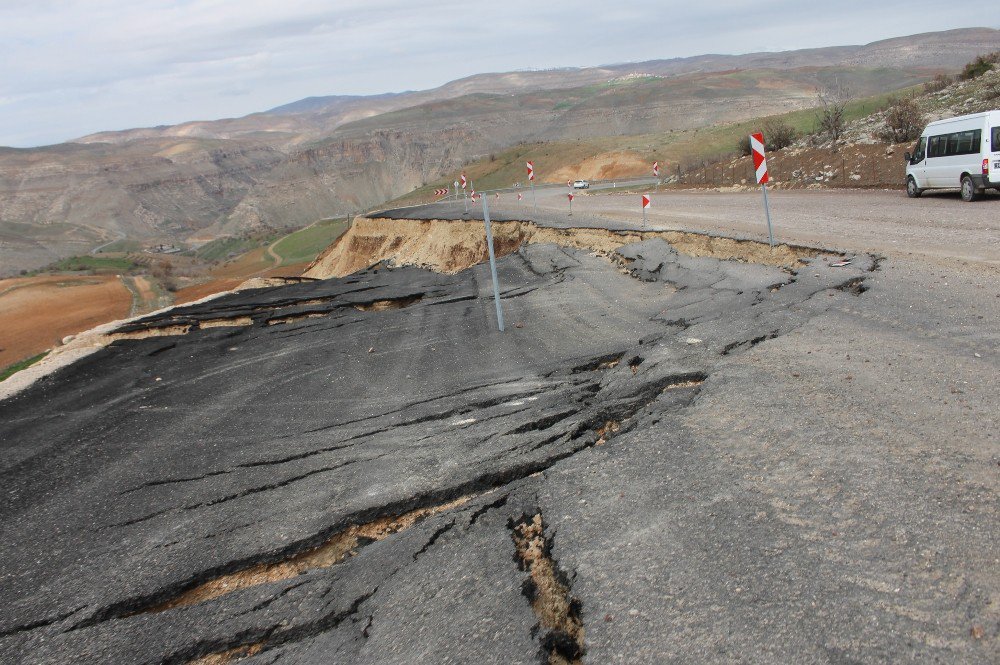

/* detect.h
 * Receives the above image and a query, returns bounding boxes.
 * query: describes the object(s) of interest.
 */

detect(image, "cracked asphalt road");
[1,201,997,663]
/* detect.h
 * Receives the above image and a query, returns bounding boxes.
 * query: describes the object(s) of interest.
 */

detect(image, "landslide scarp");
[305,215,822,279]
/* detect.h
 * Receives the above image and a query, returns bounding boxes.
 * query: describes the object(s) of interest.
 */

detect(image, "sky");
[1,1,997,148]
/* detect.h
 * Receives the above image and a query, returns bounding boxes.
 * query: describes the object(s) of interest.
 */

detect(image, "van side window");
[928,135,946,158]
[946,130,980,156]
[993,127,1000,152]
[930,130,982,157]
[912,137,926,162]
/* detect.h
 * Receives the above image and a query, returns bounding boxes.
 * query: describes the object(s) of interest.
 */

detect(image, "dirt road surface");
[0,189,996,663]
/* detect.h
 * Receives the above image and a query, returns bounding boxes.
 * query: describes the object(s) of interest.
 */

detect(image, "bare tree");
[817,80,851,141]
[876,96,925,144]
[150,259,177,292]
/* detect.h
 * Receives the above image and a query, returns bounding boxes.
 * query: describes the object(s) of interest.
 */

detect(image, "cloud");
[0,1,993,146]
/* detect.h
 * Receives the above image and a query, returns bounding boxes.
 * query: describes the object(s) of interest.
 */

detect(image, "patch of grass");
[49,255,140,273]
[0,351,48,382]
[191,236,273,263]
[270,218,350,265]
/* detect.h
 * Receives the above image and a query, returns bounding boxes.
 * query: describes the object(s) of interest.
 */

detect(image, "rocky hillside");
[661,64,1000,192]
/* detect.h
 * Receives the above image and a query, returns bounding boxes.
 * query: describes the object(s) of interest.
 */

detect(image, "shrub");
[819,105,846,141]
[737,120,796,155]
[736,135,752,157]
[760,119,797,151]
[960,52,999,81]
[923,74,953,94]
[876,96,925,144]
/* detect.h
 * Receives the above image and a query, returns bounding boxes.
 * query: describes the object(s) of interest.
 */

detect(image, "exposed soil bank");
[305,217,820,279]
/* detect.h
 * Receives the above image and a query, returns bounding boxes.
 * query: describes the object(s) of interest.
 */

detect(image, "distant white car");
[572,180,590,189]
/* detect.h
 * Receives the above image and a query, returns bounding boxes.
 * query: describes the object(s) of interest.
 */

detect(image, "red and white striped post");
[568,192,574,216]
[527,161,537,217]
[652,161,660,178]
[461,172,468,212]
[641,194,650,228]
[750,132,775,247]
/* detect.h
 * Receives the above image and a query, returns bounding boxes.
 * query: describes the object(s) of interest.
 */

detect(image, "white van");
[905,110,1000,201]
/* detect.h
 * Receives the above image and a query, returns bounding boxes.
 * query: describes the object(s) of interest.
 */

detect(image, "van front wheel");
[906,176,922,198]
[960,175,979,202]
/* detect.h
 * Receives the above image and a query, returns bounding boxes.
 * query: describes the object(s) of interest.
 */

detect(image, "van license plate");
[995,160,1000,169]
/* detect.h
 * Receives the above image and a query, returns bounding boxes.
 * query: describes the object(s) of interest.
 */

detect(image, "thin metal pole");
[530,181,537,217]
[760,183,775,248]
[481,195,505,332]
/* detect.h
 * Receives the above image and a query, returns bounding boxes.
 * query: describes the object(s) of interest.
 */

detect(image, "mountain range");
[2,27,998,275]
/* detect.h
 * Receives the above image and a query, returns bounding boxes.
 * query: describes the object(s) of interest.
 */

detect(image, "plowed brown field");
[0,275,131,368]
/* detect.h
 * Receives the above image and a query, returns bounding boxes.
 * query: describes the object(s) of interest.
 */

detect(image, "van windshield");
[993,126,1000,152]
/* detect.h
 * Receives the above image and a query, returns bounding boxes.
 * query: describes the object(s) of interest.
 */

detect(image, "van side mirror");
[904,152,912,163]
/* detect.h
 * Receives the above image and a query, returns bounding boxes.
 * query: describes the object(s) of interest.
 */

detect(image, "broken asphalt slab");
[1,237,995,663]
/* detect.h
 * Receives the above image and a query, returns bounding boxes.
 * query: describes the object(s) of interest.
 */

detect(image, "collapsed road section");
[1,214,990,664]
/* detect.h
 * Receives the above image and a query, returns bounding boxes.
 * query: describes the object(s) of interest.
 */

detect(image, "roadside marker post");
[527,161,537,217]
[641,194,650,228]
[750,133,775,248]
[461,173,468,212]
[454,180,460,203]
[480,195,505,332]
[568,192,574,216]
[652,161,659,178]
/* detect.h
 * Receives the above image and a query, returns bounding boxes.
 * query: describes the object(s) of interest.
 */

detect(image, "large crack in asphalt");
[511,512,586,664]
[0,237,878,664]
